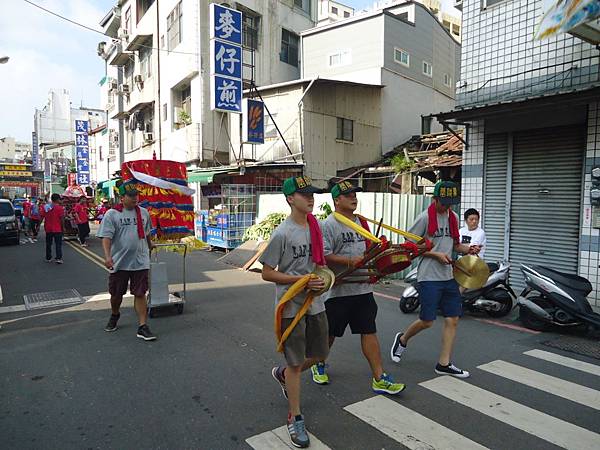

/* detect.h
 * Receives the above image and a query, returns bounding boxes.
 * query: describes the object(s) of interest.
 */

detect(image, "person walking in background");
[459,208,486,260]
[22,196,31,237]
[41,193,65,264]
[98,187,156,341]
[96,199,109,224]
[73,196,90,247]
[29,198,42,241]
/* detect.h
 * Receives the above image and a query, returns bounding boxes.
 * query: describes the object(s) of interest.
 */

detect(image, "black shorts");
[109,270,149,297]
[325,292,377,337]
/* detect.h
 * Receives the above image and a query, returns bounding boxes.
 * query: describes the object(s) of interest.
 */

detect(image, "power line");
[21,0,198,56]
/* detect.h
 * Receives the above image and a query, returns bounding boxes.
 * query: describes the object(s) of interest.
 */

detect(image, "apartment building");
[97,0,317,176]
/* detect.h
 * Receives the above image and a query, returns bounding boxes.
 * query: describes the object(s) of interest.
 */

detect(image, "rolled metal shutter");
[509,125,584,289]
[483,133,509,263]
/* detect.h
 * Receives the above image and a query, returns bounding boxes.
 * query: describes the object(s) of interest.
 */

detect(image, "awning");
[111,110,130,120]
[98,179,120,192]
[127,101,153,114]
[187,171,225,185]
[126,34,152,52]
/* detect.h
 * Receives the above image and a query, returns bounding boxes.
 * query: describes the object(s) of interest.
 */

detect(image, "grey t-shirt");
[409,209,458,282]
[322,214,372,299]
[97,207,152,272]
[259,217,326,319]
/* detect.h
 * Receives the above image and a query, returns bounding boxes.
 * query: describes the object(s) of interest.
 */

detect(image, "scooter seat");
[532,265,592,296]
[486,262,499,273]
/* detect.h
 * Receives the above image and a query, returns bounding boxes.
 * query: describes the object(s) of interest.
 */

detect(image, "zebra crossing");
[246,349,600,450]
[19,236,37,244]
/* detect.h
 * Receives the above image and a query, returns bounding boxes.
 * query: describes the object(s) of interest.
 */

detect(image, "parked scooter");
[517,264,600,333]
[399,261,516,317]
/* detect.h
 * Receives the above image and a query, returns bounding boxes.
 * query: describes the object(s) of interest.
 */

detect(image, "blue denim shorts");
[417,280,462,321]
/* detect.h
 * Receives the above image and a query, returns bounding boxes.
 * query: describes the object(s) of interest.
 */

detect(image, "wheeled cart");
[147,243,187,317]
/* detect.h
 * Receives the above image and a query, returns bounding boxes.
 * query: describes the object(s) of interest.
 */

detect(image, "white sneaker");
[390,332,407,363]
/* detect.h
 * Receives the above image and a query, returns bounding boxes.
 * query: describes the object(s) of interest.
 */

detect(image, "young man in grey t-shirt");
[97,188,156,341]
[310,181,405,395]
[259,176,328,449]
[390,181,480,378]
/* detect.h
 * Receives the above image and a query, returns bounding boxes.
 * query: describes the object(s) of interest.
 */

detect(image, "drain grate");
[23,289,86,311]
[542,336,600,360]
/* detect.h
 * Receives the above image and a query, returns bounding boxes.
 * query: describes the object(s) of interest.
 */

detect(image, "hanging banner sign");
[74,119,90,185]
[535,0,600,40]
[242,99,265,144]
[209,3,243,114]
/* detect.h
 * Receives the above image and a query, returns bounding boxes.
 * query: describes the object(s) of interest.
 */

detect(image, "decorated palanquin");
[121,160,196,241]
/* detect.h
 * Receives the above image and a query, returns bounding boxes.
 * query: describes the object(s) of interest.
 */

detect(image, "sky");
[0,0,460,144]
[0,0,114,142]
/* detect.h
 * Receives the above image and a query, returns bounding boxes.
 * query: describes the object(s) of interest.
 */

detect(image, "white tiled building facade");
[451,0,600,307]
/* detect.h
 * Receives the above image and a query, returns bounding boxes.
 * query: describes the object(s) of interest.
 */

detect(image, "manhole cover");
[23,289,86,311]
[542,336,600,360]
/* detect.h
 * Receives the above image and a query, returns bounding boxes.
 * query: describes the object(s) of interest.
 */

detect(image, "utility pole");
[156,0,163,159]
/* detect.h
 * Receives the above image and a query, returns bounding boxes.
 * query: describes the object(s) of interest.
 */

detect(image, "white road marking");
[0,283,3,304]
[420,376,600,450]
[524,349,600,377]
[478,360,600,410]
[246,425,331,450]
[344,396,489,450]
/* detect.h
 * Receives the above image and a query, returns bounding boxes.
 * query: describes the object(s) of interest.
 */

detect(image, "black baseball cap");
[282,176,324,195]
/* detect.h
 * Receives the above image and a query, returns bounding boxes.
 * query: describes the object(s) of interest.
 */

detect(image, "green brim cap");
[331,180,363,199]
[282,176,324,195]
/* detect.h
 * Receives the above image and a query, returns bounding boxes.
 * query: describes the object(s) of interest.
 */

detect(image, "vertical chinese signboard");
[74,120,90,185]
[242,98,265,144]
[209,3,243,114]
[32,131,40,170]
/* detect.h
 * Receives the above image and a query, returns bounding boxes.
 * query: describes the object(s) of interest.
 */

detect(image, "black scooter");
[517,264,600,333]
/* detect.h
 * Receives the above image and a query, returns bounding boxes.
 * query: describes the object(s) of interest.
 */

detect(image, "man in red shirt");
[41,193,65,264]
[73,196,90,247]
[23,196,32,236]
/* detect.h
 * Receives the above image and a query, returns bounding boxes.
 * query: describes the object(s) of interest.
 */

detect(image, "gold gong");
[311,266,336,296]
[453,255,490,289]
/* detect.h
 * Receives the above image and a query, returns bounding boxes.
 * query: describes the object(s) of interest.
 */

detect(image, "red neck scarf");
[114,204,145,239]
[427,203,459,244]
[307,213,326,266]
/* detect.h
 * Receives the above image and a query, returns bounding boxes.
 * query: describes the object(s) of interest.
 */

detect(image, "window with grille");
[336,118,353,142]
[139,46,152,78]
[444,73,452,87]
[242,12,259,50]
[280,29,299,66]
[294,0,311,14]
[167,2,182,51]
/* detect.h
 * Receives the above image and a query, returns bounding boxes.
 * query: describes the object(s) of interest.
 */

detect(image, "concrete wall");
[301,82,382,183]
[302,15,384,81]
[229,81,382,186]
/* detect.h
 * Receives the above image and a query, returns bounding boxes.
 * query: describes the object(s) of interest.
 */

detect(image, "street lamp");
[0,56,9,64]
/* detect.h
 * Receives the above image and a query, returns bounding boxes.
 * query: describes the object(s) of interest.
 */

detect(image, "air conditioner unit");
[118,28,129,41]
[134,74,144,84]
[144,132,154,142]
[120,84,130,94]
[108,80,118,91]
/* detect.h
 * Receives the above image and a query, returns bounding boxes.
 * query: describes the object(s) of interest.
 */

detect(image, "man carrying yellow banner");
[260,176,329,449]
[310,180,406,395]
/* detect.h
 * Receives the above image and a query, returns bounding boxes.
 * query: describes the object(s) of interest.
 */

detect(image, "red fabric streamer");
[114,204,145,239]
[427,203,459,244]
[307,213,326,266]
